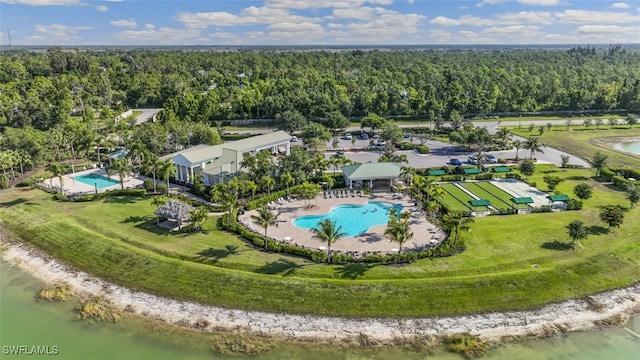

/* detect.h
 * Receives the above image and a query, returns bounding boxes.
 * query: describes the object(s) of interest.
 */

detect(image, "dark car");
[450,158,462,166]
[485,154,498,163]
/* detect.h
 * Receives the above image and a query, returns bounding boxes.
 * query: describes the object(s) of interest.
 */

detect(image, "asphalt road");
[133,108,163,125]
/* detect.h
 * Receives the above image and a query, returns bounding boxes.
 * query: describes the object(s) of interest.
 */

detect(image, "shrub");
[0,179,8,189]
[505,172,523,180]
[156,183,168,195]
[497,158,506,164]
[566,199,583,210]
[531,205,552,213]
[54,192,69,201]
[415,145,430,154]
[16,178,35,188]
[397,142,416,150]
[143,179,155,192]
[473,173,493,180]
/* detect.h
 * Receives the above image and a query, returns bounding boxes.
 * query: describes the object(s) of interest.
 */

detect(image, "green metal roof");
[469,199,491,207]
[463,168,481,175]
[341,162,402,180]
[511,197,534,204]
[492,166,511,173]
[547,194,570,202]
[427,169,446,176]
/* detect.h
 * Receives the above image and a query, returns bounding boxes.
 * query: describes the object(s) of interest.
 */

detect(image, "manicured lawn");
[510,127,640,167]
[460,182,513,210]
[440,183,489,211]
[1,165,639,317]
[439,183,473,211]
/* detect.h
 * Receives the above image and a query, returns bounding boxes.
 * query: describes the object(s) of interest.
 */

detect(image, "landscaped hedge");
[218,214,465,264]
[244,184,307,210]
[69,189,147,202]
[602,167,640,189]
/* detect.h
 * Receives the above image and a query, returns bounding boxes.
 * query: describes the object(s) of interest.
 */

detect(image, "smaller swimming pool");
[73,173,120,189]
[293,201,403,237]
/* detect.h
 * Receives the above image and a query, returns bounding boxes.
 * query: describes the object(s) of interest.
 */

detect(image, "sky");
[0,0,639,46]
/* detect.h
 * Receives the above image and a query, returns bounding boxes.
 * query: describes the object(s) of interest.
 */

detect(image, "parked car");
[343,133,352,140]
[290,136,298,142]
[485,154,498,163]
[450,158,463,166]
[468,155,480,165]
[403,132,411,138]
[360,133,369,140]
[376,140,386,146]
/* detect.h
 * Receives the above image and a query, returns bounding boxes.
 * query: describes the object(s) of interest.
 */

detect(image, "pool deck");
[239,192,445,255]
[45,168,145,195]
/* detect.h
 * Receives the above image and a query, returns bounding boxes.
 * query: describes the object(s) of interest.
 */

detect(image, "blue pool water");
[73,173,120,189]
[293,201,403,237]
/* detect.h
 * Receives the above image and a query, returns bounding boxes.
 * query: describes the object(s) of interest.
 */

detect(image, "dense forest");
[0,47,639,182]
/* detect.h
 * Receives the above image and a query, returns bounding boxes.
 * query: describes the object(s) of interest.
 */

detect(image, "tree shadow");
[357,233,385,244]
[0,198,29,207]
[134,219,172,236]
[541,241,573,251]
[121,215,148,224]
[335,262,374,279]
[196,245,239,264]
[566,175,591,181]
[103,196,144,204]
[257,259,303,276]
[589,225,609,236]
[596,204,629,212]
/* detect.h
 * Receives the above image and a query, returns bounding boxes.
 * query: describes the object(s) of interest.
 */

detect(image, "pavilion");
[154,201,192,230]
[341,162,403,190]
[547,194,570,208]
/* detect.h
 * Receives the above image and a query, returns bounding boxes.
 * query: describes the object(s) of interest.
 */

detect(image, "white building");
[161,131,291,186]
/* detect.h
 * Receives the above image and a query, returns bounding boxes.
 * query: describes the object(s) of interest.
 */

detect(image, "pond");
[612,140,640,155]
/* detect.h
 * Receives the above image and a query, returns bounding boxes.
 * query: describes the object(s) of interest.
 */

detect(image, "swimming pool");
[293,201,403,237]
[73,173,120,189]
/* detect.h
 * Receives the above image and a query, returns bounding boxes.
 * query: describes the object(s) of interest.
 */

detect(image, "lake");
[1,259,639,359]
[612,140,640,155]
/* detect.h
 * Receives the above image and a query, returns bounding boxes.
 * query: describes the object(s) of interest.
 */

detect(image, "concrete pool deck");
[239,192,445,255]
[44,168,145,195]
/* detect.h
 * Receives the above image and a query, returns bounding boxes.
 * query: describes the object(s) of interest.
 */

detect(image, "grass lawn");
[510,127,640,167]
[460,182,513,210]
[440,183,488,211]
[1,165,639,318]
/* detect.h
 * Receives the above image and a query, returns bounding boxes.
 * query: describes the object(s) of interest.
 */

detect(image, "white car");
[290,136,298,142]
[343,134,352,140]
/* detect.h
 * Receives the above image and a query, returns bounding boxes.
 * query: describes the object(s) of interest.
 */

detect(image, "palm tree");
[189,206,209,232]
[259,175,275,196]
[126,140,148,174]
[511,139,523,161]
[310,155,328,178]
[107,158,132,190]
[384,213,414,263]
[251,206,279,248]
[156,159,176,196]
[142,155,161,193]
[245,180,258,200]
[524,137,545,159]
[322,173,335,191]
[46,162,69,194]
[310,219,347,263]
[400,166,417,186]
[437,211,474,244]
[495,127,512,148]
[280,172,294,196]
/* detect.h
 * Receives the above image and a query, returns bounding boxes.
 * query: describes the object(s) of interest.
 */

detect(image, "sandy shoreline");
[1,236,639,343]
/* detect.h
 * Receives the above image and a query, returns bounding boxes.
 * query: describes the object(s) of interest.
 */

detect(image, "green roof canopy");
[492,166,511,173]
[511,197,534,204]
[547,194,570,202]
[463,168,481,175]
[341,162,402,181]
[469,199,491,207]
[427,169,446,176]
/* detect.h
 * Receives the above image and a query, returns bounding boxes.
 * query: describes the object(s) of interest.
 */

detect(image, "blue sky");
[0,0,639,45]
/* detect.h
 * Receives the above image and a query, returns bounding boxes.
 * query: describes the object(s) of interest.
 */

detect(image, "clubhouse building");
[161,131,291,186]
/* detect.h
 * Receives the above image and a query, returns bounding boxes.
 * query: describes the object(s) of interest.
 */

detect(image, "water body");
[293,201,403,237]
[612,141,640,155]
[1,259,639,360]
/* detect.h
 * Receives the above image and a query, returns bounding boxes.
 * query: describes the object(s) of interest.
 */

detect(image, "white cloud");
[334,12,425,43]
[95,5,107,11]
[327,23,345,28]
[408,0,414,4]
[144,23,154,30]
[23,24,92,44]
[476,0,510,7]
[329,6,376,20]
[105,0,122,2]
[110,19,137,28]
[555,9,640,24]
[481,25,542,37]
[494,11,554,24]
[576,24,640,34]
[264,0,393,10]
[210,32,237,39]
[430,15,495,27]
[0,0,83,5]
[176,6,314,28]
[268,22,326,41]
[113,27,203,44]
[517,0,561,5]
[612,2,630,8]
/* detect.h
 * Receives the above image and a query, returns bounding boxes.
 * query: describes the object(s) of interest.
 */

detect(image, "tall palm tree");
[524,137,546,160]
[495,127,512,148]
[126,140,148,174]
[245,180,258,200]
[280,172,294,196]
[437,211,474,244]
[310,219,347,263]
[156,159,177,196]
[384,212,414,263]
[142,154,161,193]
[310,155,328,178]
[189,206,209,232]
[259,175,275,196]
[400,166,417,186]
[107,158,132,190]
[251,206,279,248]
[46,162,69,194]
[511,139,523,161]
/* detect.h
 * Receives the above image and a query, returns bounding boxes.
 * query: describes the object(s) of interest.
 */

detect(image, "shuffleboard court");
[461,182,513,210]
[439,183,489,211]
